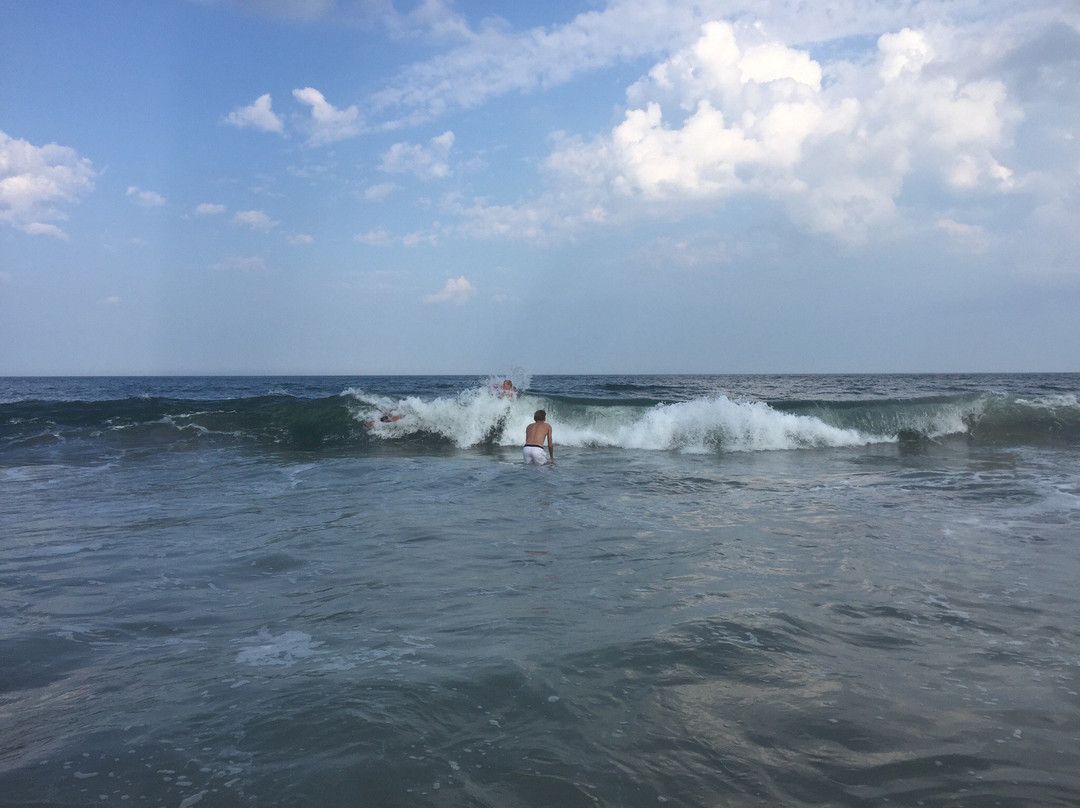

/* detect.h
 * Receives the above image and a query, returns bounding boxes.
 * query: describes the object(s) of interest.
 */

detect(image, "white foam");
[345,386,892,453]
[1015,393,1080,411]
[346,385,523,448]
[544,396,884,452]
[234,629,322,667]
[178,791,208,808]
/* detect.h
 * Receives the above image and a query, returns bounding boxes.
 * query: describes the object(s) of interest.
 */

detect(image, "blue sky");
[1,0,1078,374]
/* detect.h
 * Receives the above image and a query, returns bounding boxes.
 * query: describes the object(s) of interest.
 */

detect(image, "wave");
[346,387,876,452]
[2,384,1077,458]
[350,387,1080,452]
[0,393,362,454]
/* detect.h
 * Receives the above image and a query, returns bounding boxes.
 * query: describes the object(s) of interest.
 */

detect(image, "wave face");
[2,375,1078,458]
[352,388,1080,452]
[0,393,362,454]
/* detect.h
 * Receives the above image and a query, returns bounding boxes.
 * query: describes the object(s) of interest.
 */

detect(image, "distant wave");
[0,393,361,454]
[3,384,1077,457]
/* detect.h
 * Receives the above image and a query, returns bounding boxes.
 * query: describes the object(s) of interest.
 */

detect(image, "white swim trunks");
[522,445,548,464]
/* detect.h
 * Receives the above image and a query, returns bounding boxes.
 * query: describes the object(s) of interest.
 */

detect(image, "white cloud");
[440,193,548,240]
[540,21,1024,242]
[402,230,437,247]
[100,295,122,305]
[353,225,438,247]
[364,182,397,201]
[288,233,314,244]
[0,129,96,239]
[369,0,705,127]
[937,217,990,252]
[126,186,166,207]
[21,222,71,239]
[355,227,392,245]
[365,0,1061,129]
[379,131,455,180]
[877,27,936,82]
[424,275,475,304]
[195,202,226,216]
[225,93,285,133]
[292,87,362,145]
[232,209,279,231]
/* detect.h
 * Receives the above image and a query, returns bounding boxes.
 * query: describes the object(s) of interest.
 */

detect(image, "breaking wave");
[3,381,1077,459]
[345,386,1079,453]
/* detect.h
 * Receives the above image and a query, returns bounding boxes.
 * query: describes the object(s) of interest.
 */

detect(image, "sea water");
[2,374,1079,807]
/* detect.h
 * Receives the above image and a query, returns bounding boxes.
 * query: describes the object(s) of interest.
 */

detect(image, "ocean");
[2,373,1079,807]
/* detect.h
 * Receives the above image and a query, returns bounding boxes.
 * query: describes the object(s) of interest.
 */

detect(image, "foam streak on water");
[2,374,1079,807]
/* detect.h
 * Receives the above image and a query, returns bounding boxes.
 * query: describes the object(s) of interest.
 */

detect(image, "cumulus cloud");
[288,233,314,244]
[541,21,1023,242]
[195,202,226,216]
[225,93,285,133]
[197,1,1071,256]
[379,131,455,180]
[363,182,397,201]
[223,87,364,145]
[292,87,362,145]
[232,209,279,230]
[0,129,96,239]
[366,0,1061,129]
[424,275,475,304]
[126,186,166,207]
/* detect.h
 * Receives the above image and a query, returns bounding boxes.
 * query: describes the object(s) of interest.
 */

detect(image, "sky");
[1,0,1078,375]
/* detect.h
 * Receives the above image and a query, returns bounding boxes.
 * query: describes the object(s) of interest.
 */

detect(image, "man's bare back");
[523,410,553,464]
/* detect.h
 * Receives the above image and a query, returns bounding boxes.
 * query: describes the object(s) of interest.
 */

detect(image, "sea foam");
[346,385,888,452]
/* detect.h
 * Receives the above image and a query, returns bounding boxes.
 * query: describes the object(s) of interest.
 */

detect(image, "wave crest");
[4,383,1076,458]
[345,388,884,452]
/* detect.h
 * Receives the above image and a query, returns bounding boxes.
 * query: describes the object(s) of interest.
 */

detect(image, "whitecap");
[234,629,322,667]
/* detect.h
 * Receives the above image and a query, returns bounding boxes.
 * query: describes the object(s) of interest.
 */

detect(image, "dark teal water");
[2,375,1079,806]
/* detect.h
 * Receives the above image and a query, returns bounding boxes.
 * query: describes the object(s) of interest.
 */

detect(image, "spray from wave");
[346,384,1080,453]
[345,385,893,452]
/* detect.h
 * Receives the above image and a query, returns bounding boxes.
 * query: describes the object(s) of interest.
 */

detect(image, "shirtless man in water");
[523,410,553,465]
